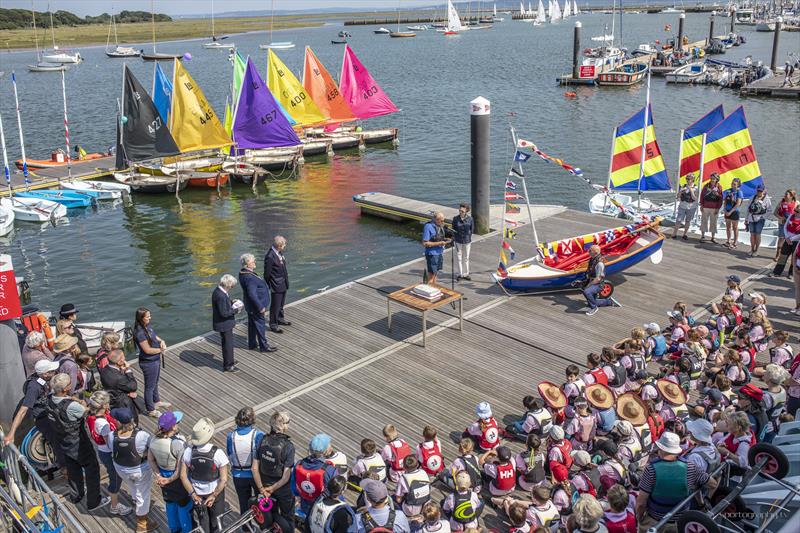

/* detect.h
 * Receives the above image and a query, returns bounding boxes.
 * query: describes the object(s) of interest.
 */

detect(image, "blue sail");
[153,63,173,123]
[232,58,301,149]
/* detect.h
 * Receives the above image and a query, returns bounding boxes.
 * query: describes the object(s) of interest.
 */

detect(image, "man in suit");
[239,253,278,353]
[264,235,291,334]
[99,349,147,421]
[212,274,241,372]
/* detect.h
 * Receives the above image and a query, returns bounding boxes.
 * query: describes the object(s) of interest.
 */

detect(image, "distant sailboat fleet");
[519,0,579,22]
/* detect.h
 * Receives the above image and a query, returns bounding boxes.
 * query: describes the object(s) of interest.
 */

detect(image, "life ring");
[21,312,55,349]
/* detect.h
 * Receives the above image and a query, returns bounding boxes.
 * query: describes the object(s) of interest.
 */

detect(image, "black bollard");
[731,8,736,33]
[708,14,715,45]
[771,17,783,73]
[573,21,582,80]
[677,13,685,52]
[470,97,491,235]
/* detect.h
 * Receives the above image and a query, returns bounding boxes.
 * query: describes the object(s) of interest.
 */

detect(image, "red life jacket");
[742,346,757,372]
[604,511,637,533]
[86,413,118,446]
[294,462,326,502]
[647,413,665,441]
[551,440,573,469]
[723,431,756,454]
[418,441,444,475]
[388,440,412,471]
[479,417,500,450]
[589,368,608,386]
[494,462,516,492]
[730,305,743,326]
[785,215,800,235]
[96,348,110,370]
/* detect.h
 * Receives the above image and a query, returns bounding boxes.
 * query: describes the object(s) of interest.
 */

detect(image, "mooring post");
[730,8,736,33]
[708,14,715,45]
[573,21,582,80]
[677,13,686,52]
[470,97,491,235]
[771,17,783,73]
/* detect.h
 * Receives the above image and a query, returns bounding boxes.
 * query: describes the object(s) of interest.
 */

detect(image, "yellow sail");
[169,59,231,152]
[266,49,326,127]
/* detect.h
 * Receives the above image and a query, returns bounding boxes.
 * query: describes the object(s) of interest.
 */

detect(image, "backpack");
[607,363,627,388]
[361,510,396,533]
[388,440,411,471]
[588,368,608,386]
[628,354,646,378]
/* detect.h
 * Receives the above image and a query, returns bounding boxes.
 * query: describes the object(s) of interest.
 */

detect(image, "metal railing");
[0,430,88,533]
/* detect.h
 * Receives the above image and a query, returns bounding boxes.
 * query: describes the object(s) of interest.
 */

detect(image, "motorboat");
[60,180,130,200]
[113,172,188,193]
[407,25,429,31]
[15,190,93,209]
[665,62,707,83]
[0,203,15,236]
[0,196,67,222]
[15,150,105,170]
[597,62,649,86]
[631,43,657,57]
[756,21,777,32]
[494,219,665,292]
[373,28,391,34]
[183,171,230,188]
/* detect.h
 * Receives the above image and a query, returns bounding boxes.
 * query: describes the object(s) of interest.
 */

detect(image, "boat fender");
[565,92,577,98]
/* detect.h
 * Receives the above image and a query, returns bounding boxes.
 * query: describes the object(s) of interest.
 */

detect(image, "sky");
[1,0,446,17]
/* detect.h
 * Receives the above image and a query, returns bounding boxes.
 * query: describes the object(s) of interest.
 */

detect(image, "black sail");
[119,64,180,164]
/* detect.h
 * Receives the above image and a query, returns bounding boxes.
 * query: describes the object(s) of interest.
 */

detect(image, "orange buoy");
[565,91,577,98]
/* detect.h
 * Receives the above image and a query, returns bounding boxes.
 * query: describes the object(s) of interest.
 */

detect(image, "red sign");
[579,65,596,78]
[0,255,23,320]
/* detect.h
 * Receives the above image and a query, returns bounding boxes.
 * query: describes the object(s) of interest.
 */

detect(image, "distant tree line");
[0,9,171,30]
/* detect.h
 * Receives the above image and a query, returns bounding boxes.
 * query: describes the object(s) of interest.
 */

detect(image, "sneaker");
[110,503,132,516]
[791,308,798,314]
[154,401,172,409]
[610,297,622,308]
[147,410,162,418]
[88,496,111,512]
[585,307,598,316]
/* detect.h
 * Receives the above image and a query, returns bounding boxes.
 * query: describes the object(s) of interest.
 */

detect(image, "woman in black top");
[452,203,474,281]
[133,307,170,416]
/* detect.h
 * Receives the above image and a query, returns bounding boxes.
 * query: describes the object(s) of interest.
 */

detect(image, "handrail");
[0,430,88,533]
[0,483,42,533]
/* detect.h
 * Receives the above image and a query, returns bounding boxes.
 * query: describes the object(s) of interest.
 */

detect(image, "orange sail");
[302,47,356,124]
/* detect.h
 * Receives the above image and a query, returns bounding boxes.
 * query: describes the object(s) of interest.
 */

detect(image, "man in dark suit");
[212,274,241,372]
[99,349,147,421]
[264,235,291,334]
[239,253,278,353]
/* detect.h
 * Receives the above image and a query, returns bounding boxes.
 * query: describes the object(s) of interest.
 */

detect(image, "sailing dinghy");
[203,0,234,49]
[105,14,141,57]
[442,0,464,34]
[15,190,93,209]
[60,180,130,200]
[0,204,13,236]
[0,197,67,222]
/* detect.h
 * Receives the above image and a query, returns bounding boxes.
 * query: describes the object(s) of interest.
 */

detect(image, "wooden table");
[387,284,463,347]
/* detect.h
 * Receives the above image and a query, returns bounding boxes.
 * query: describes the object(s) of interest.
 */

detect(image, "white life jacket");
[360,453,387,482]
[421,520,452,533]
[530,501,559,527]
[620,436,642,463]
[229,428,257,471]
[527,408,553,436]
[402,468,431,506]
[150,435,184,472]
[308,498,346,533]
[325,450,349,476]
[634,423,653,451]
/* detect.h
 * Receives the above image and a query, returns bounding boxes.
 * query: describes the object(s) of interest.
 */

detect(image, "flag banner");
[517,138,584,177]
[505,179,517,190]
[510,167,524,178]
[505,202,521,214]
[502,240,516,259]
[505,192,524,200]
[504,219,521,227]
[679,105,724,186]
[500,249,508,264]
[504,228,518,239]
[497,261,508,277]
[609,105,670,191]
[701,106,763,198]
[514,150,532,162]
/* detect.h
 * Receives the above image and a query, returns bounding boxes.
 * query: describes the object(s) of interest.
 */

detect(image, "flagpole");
[0,111,11,196]
[636,68,651,211]
[60,68,72,181]
[11,72,30,189]
[695,133,708,231]
[510,126,539,247]
[674,128,684,221]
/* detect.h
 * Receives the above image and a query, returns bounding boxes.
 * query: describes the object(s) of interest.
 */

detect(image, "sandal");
[711,238,718,244]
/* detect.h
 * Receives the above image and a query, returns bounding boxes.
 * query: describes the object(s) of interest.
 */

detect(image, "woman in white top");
[180,417,230,533]
[85,391,132,516]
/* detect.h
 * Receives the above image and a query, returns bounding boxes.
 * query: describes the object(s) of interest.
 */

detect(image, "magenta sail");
[232,57,301,149]
[339,44,398,120]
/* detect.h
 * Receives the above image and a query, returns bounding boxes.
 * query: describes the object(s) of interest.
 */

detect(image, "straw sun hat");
[615,392,648,426]
[537,381,567,409]
[585,383,614,410]
[657,378,687,406]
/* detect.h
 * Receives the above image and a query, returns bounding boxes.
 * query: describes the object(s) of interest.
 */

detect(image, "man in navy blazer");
[212,274,242,371]
[264,235,291,333]
[239,253,277,353]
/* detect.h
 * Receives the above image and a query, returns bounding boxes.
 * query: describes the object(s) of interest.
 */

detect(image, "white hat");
[571,450,592,467]
[655,431,683,455]
[643,322,661,333]
[190,417,215,446]
[614,420,634,436]
[686,419,714,444]
[549,426,565,441]
[34,359,59,375]
[475,401,492,420]
[748,292,764,302]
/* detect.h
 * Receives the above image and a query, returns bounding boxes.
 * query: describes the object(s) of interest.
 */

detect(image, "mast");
[118,63,126,167]
[113,13,119,46]
[151,0,156,54]
[1,110,11,194]
[269,0,276,43]
[211,0,216,39]
[106,14,113,51]
[60,69,72,180]
[509,126,540,247]
[610,0,616,47]
[603,127,616,212]
[31,1,41,62]
[674,128,684,220]
[11,72,30,186]
[48,4,56,50]
[636,69,652,209]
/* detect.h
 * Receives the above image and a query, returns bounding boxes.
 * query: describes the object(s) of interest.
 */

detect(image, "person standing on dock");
[723,178,744,249]
[133,308,171,418]
[264,236,292,334]
[252,411,296,524]
[672,174,698,241]
[211,274,242,372]
[239,254,277,353]
[452,203,474,282]
[422,212,451,286]
[181,418,231,533]
[699,173,723,244]
[782,61,795,88]
[582,245,620,316]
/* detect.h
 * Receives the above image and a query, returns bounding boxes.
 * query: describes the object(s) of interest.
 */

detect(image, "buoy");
[183,52,193,61]
[121,116,128,124]
[565,91,577,98]
[664,24,671,31]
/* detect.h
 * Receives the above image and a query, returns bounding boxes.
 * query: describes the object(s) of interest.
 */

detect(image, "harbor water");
[0,13,797,342]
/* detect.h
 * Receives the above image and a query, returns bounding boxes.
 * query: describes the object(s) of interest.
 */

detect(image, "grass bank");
[0,16,324,50]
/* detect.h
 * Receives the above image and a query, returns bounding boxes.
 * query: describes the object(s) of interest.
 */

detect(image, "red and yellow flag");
[678,105,724,186]
[701,106,763,198]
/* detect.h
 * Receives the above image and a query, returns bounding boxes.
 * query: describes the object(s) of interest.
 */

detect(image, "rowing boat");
[0,196,67,222]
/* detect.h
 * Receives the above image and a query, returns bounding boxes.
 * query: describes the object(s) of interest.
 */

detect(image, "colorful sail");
[678,105,724,186]
[302,47,356,124]
[266,49,326,127]
[701,106,763,198]
[153,63,172,123]
[118,65,179,166]
[223,98,233,136]
[609,105,670,191]
[232,50,247,103]
[169,59,231,152]
[339,45,399,120]
[233,57,301,149]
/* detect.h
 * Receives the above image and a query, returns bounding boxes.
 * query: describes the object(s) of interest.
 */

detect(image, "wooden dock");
[33,207,799,532]
[0,156,116,198]
[741,71,800,98]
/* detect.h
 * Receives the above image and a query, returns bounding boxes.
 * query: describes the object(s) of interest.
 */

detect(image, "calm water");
[0,14,798,342]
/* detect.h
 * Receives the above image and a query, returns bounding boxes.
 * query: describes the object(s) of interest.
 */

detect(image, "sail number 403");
[362,86,378,99]
[261,110,278,124]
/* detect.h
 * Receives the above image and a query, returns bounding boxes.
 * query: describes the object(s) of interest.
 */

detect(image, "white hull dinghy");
[61,180,130,200]
[0,203,15,236]
[0,197,67,222]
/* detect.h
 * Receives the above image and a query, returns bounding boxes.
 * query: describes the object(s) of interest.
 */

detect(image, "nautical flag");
[514,150,532,162]
[497,261,508,277]
[701,106,763,198]
[518,138,584,177]
[505,179,517,190]
[609,105,670,191]
[679,105,724,186]
[506,203,521,214]
[510,168,524,178]
[502,240,516,259]
[504,228,517,240]
[505,192,524,200]
[500,249,508,264]
[504,219,520,227]
[517,139,535,149]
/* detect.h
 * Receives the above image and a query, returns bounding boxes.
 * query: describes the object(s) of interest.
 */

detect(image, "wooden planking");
[353,192,459,225]
[0,157,117,197]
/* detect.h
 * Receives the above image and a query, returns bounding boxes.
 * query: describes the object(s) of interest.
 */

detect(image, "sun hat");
[615,392,649,426]
[686,419,713,444]
[475,401,493,420]
[571,450,592,467]
[654,431,683,455]
[360,478,388,503]
[158,411,184,431]
[310,433,332,453]
[643,322,661,332]
[737,383,764,402]
[549,426,565,441]
[52,334,78,352]
[190,417,215,446]
[585,383,614,410]
[34,359,59,375]
[657,378,687,406]
[59,303,78,317]
[538,381,567,409]
[550,462,569,482]
[614,420,634,437]
[110,408,133,424]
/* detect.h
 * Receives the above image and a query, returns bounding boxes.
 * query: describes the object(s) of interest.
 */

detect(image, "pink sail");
[339,44,398,120]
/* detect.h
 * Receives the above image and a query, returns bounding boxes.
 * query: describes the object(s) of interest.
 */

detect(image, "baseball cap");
[310,433,332,453]
[727,274,741,283]
[34,359,59,375]
[158,411,183,431]
[110,407,133,424]
[643,322,661,332]
[360,479,388,504]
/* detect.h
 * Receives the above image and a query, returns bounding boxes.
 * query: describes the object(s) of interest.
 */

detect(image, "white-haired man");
[240,253,277,353]
[264,236,291,333]
[212,273,243,372]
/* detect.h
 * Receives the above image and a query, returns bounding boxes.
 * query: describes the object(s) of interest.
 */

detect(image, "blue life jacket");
[652,335,667,357]
[597,407,617,433]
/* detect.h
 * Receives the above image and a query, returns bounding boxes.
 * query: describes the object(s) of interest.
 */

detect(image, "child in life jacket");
[546,426,573,471]
[754,331,793,377]
[323,444,349,477]
[420,501,451,533]
[583,352,609,387]
[505,501,532,533]
[465,402,500,452]
[562,365,586,417]
[593,440,626,488]
[480,445,517,496]
[747,291,768,319]
[549,462,575,520]
[732,330,758,373]
[644,323,668,362]
[515,434,547,492]
[526,485,561,529]
[417,425,444,477]
[613,421,643,471]
[394,455,431,524]
[601,348,628,397]
[745,309,773,354]
[381,424,412,483]
[711,275,743,315]
[667,311,691,351]
[657,378,689,423]
[602,484,637,533]
[442,471,483,532]
[571,450,603,498]
[440,438,482,493]
[619,339,647,382]
[709,348,750,387]
[507,396,553,439]
[716,410,756,482]
[762,364,789,441]
[711,296,743,343]
[352,438,387,483]
[567,397,597,450]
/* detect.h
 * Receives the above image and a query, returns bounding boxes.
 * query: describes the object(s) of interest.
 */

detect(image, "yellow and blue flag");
[609,105,670,191]
[701,106,763,198]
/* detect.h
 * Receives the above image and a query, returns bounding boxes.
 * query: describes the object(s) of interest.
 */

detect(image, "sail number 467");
[261,110,278,124]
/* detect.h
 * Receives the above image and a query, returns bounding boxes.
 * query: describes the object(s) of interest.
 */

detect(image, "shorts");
[747,218,766,234]
[426,254,443,274]
[725,210,740,221]
[778,223,786,238]
[676,204,697,224]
